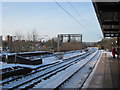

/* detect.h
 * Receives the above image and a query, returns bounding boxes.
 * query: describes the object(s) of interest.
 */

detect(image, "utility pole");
[33,32,35,51]
[57,37,60,52]
[80,34,82,53]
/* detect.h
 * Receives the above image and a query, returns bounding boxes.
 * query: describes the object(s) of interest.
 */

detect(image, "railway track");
[57,50,101,89]
[1,51,84,86]
[34,49,99,89]
[1,48,97,89]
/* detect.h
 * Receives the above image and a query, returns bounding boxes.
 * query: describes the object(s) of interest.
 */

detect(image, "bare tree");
[10,31,25,52]
[15,31,24,41]
[27,31,32,41]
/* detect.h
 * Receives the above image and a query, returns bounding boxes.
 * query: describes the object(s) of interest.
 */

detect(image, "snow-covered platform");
[83,51,120,89]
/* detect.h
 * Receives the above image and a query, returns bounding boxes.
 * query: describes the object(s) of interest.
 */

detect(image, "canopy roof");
[92,1,120,37]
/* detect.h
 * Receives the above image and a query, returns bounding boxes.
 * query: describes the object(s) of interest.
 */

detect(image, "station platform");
[85,51,120,89]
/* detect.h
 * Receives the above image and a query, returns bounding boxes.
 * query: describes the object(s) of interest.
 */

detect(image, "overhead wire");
[67,0,101,36]
[53,0,95,35]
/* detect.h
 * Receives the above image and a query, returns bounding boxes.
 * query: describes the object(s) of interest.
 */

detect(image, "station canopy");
[92,0,120,37]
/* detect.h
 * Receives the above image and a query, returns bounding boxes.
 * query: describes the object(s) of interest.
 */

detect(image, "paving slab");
[87,53,115,88]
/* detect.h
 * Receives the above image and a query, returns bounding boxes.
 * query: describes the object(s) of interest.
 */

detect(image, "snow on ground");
[0,52,16,56]
[33,50,98,88]
[82,50,113,88]
[2,52,84,88]
[60,50,101,88]
[1,50,88,88]
[0,50,84,70]
[0,61,62,70]
[0,63,37,70]
[0,48,95,70]
[42,51,84,64]
[62,51,84,59]
[42,56,59,64]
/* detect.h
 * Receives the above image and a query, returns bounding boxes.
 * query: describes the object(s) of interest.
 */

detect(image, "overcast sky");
[2,1,103,42]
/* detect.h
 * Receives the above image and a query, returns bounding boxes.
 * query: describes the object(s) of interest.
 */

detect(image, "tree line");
[2,31,90,53]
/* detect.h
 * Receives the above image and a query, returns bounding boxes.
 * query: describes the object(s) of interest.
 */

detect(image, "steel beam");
[103,29,120,31]
[100,4,120,12]
[102,21,119,25]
